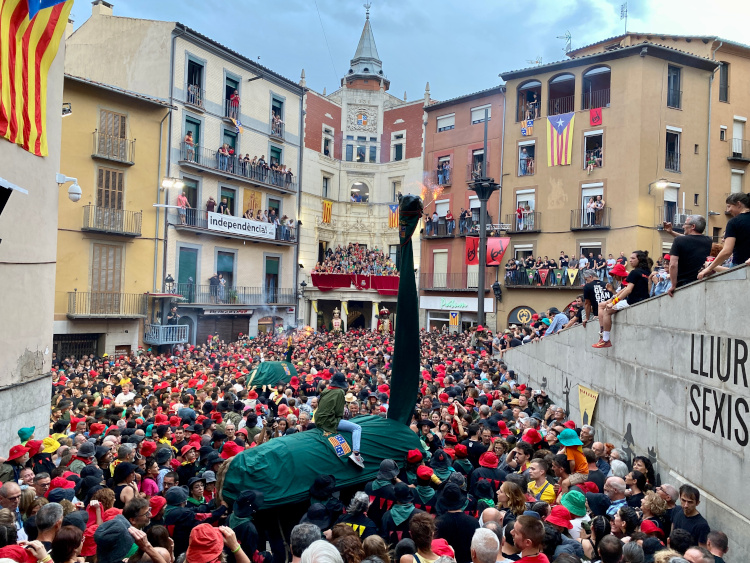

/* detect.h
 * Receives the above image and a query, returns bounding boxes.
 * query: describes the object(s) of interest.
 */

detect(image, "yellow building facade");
[53,75,172,357]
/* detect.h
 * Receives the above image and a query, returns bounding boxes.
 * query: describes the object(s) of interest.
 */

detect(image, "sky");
[74,0,750,102]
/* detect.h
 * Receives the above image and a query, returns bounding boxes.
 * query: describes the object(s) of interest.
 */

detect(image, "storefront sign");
[203,309,253,316]
[419,296,494,313]
[207,212,276,240]
[508,306,536,325]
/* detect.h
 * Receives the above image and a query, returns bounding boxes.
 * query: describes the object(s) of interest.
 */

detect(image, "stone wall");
[505,265,750,563]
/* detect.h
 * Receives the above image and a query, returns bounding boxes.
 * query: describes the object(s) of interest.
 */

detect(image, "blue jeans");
[337,419,361,452]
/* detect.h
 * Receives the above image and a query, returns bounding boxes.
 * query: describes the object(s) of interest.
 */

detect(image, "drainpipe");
[154,109,171,292]
[706,41,722,220]
[295,91,304,327]
[498,87,506,226]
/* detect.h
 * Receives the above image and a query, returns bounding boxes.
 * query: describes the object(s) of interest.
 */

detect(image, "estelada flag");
[546,112,575,166]
[388,204,399,228]
[0,0,73,156]
[465,237,479,265]
[322,200,332,223]
[486,237,510,266]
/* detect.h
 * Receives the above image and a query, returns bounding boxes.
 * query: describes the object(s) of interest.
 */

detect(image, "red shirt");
[517,554,550,563]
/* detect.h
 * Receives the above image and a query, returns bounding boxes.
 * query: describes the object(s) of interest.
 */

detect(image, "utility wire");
[314,0,340,84]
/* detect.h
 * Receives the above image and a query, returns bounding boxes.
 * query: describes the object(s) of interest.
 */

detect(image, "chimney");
[65,18,74,39]
[92,0,113,17]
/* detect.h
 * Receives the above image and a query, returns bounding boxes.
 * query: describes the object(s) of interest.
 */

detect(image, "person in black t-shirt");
[665,215,712,294]
[671,484,711,546]
[593,250,652,348]
[581,270,612,326]
[699,193,750,279]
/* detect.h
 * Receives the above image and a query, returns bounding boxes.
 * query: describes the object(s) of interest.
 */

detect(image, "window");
[548,73,575,116]
[346,135,354,141]
[471,149,485,179]
[217,251,235,287]
[437,156,451,185]
[471,104,491,124]
[272,97,284,121]
[518,142,535,176]
[391,180,401,202]
[732,119,745,157]
[582,66,611,110]
[220,187,236,215]
[224,76,239,119]
[667,66,681,109]
[265,257,280,303]
[580,183,604,227]
[223,129,237,152]
[91,243,122,314]
[268,197,281,217]
[584,131,603,170]
[318,241,328,264]
[97,110,127,159]
[731,170,744,193]
[350,182,368,203]
[389,244,399,271]
[97,168,123,209]
[323,127,334,156]
[182,177,198,209]
[270,145,282,166]
[517,80,541,122]
[392,133,404,162]
[719,62,729,103]
[369,145,377,163]
[712,227,722,243]
[184,117,201,161]
[580,243,602,262]
[666,130,680,172]
[515,190,535,231]
[514,245,533,260]
[346,145,354,161]
[694,193,699,206]
[436,113,455,132]
[720,127,727,142]
[322,176,330,199]
[177,247,198,288]
[186,59,204,107]
[470,196,481,223]
[356,144,366,162]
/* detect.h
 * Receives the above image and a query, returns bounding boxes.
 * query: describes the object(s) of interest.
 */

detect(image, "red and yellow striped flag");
[322,199,332,223]
[0,0,73,157]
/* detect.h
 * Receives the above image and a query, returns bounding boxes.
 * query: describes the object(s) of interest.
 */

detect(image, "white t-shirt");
[579,258,588,268]
[114,391,135,404]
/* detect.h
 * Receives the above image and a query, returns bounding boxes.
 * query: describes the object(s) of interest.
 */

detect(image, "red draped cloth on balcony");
[310,274,352,291]
[372,276,399,296]
[310,274,400,295]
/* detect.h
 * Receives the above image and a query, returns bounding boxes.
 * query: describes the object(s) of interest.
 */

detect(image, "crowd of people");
[0,321,732,563]
[313,244,398,276]
[504,252,628,287]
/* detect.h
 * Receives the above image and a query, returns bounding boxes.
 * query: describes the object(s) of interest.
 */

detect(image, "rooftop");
[567,32,750,57]
[65,74,176,108]
[425,85,506,112]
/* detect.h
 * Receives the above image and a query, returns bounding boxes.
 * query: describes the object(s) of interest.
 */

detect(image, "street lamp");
[648,178,669,194]
[164,274,175,293]
[161,177,185,190]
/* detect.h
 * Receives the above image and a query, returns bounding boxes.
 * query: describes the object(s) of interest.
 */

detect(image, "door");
[265,257,280,303]
[98,110,127,160]
[91,243,122,314]
[664,186,678,224]
[178,247,198,301]
[220,187,235,215]
[217,251,235,289]
[185,117,201,162]
[96,168,124,231]
[433,251,448,288]
[733,120,745,157]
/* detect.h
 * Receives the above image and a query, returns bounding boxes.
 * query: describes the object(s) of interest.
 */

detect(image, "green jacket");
[315,387,345,433]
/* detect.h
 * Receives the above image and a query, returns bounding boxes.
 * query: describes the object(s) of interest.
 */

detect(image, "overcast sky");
[75,0,750,102]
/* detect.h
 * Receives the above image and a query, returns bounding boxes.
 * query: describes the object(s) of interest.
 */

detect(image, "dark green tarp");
[246,361,297,389]
[222,416,422,506]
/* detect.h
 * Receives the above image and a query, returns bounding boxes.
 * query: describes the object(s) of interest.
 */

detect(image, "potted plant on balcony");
[227,288,239,304]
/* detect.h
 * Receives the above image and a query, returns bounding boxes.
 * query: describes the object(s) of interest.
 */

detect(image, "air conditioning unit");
[675,213,689,226]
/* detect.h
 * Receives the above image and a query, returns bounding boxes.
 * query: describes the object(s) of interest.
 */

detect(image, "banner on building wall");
[553,268,564,284]
[449,312,459,326]
[465,237,479,265]
[206,212,276,239]
[578,385,599,427]
[486,237,510,266]
[590,107,603,126]
[244,188,263,213]
[322,200,332,223]
[567,268,579,285]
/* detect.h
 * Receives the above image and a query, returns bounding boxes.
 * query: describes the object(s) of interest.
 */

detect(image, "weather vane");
[364,2,371,19]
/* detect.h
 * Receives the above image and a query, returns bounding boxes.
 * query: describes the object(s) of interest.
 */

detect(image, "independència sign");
[207,212,276,240]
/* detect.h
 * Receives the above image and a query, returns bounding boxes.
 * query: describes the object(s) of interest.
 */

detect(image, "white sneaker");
[349,452,365,468]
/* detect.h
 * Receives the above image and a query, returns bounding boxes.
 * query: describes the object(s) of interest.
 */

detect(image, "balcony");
[224,99,241,121]
[665,151,681,173]
[548,95,574,116]
[582,89,610,110]
[421,221,456,239]
[270,119,284,141]
[67,292,147,319]
[728,138,750,162]
[143,323,189,346]
[505,212,541,234]
[504,268,583,289]
[667,89,682,109]
[170,284,296,306]
[466,161,491,182]
[424,166,452,187]
[570,208,611,231]
[657,206,692,230]
[82,205,142,236]
[419,272,492,292]
[92,131,135,165]
[178,142,297,194]
[184,83,204,110]
[168,207,296,245]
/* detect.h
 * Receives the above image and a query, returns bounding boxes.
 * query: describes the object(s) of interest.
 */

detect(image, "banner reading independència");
[207,212,276,240]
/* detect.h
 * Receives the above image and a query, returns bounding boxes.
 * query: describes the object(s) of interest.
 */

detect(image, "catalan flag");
[546,112,575,167]
[0,0,73,157]
[388,204,398,228]
[322,199,332,223]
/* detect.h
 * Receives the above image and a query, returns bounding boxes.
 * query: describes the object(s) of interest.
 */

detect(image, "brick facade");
[303,91,342,160]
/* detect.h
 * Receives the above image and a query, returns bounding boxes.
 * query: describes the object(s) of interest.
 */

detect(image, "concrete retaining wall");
[0,375,51,456]
[505,265,750,562]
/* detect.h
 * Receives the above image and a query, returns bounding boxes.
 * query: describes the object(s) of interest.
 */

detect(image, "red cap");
[140,441,157,458]
[185,524,225,563]
[454,444,468,458]
[180,444,196,457]
[432,539,455,558]
[48,476,75,494]
[406,449,423,463]
[149,495,167,516]
[102,507,122,521]
[563,420,576,429]
[439,393,449,403]
[479,451,499,468]
[221,441,244,460]
[416,466,434,480]
[640,520,664,538]
[498,420,512,437]
[546,505,573,529]
[169,416,180,426]
[522,428,542,445]
[517,384,527,392]
[89,423,106,435]
[465,397,475,407]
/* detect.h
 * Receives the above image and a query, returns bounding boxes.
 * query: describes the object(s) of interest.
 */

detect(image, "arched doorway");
[257,316,284,335]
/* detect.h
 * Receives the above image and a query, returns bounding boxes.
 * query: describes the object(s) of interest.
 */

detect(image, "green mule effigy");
[221,195,425,507]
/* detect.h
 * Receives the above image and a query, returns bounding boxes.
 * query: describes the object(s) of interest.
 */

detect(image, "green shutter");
[218,252,234,272]
[265,258,279,275]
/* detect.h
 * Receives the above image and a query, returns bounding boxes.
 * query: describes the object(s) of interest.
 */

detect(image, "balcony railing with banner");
[665,151,681,172]
[466,161,490,182]
[92,131,135,165]
[729,138,750,161]
[168,207,296,242]
[505,212,541,233]
[657,206,692,230]
[169,284,296,305]
[82,205,142,236]
[179,142,297,193]
[309,274,400,295]
[419,271,493,291]
[425,166,453,187]
[548,95,574,116]
[224,99,241,121]
[142,324,189,346]
[185,83,204,109]
[582,88,610,110]
[570,208,611,230]
[504,268,583,289]
[270,119,284,140]
[67,292,147,318]
[421,220,456,239]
